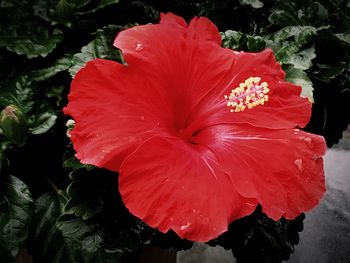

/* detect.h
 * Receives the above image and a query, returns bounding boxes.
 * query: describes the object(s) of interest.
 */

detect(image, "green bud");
[0,105,28,145]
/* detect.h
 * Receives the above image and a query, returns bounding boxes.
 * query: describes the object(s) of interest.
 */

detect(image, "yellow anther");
[224,77,270,112]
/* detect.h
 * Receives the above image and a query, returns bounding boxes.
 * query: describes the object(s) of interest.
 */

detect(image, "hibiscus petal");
[160,12,187,28]
[119,136,257,242]
[115,16,311,133]
[187,16,222,45]
[192,124,326,220]
[64,58,174,170]
[186,49,312,134]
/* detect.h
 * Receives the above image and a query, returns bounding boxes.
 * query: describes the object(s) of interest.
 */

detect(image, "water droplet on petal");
[140,116,145,121]
[294,159,303,170]
[180,222,191,231]
[135,43,143,51]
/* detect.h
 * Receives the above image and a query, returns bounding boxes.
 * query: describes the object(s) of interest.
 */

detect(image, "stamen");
[225,77,270,112]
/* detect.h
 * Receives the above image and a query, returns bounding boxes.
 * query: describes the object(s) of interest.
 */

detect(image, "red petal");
[192,124,326,220]
[113,13,235,133]
[160,12,187,28]
[119,136,257,242]
[187,16,222,45]
[114,15,309,133]
[185,49,312,136]
[64,59,174,170]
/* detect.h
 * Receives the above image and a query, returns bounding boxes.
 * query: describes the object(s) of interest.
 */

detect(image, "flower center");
[224,77,270,112]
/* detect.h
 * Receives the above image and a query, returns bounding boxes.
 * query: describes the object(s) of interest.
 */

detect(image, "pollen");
[225,77,270,112]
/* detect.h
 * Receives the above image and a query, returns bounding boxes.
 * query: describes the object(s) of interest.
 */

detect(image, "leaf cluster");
[0,0,349,262]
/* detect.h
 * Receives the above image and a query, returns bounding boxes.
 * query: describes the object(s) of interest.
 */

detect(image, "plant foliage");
[0,0,349,262]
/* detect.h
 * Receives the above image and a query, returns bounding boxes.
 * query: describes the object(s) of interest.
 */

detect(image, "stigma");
[225,77,270,112]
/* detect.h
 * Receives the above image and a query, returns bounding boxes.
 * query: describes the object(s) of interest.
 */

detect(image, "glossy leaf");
[221,30,244,50]
[0,34,63,59]
[268,1,329,27]
[0,175,34,261]
[311,62,348,83]
[208,207,305,263]
[29,191,121,263]
[76,0,120,15]
[284,46,316,70]
[69,25,124,77]
[0,1,63,58]
[0,76,35,114]
[268,26,323,62]
[30,54,73,82]
[284,65,314,102]
[56,162,154,254]
[30,112,57,135]
[239,0,264,9]
[335,33,350,44]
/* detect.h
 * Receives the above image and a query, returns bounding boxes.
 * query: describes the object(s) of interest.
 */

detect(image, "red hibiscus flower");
[64,13,326,242]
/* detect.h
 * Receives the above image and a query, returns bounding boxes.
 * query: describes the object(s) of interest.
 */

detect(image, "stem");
[44,176,60,193]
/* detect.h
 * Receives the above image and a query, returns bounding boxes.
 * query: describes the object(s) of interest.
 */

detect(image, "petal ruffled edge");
[192,123,326,220]
[119,136,257,242]
[160,12,222,45]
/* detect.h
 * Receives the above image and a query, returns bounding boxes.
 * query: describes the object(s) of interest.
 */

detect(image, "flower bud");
[0,105,28,145]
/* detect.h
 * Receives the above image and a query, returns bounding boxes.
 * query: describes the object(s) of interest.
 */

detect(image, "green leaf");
[76,0,120,15]
[0,75,35,114]
[64,179,104,220]
[284,46,316,70]
[246,35,266,51]
[268,1,329,27]
[56,166,153,254]
[284,65,314,102]
[239,0,264,9]
[69,25,124,77]
[0,33,63,59]
[29,192,121,263]
[30,54,73,81]
[268,26,322,62]
[208,207,305,263]
[63,156,94,171]
[55,0,75,23]
[57,214,104,252]
[268,8,300,27]
[30,112,57,135]
[335,33,350,44]
[129,1,159,21]
[221,30,244,49]
[311,62,348,83]
[46,86,65,107]
[0,1,64,58]
[0,175,34,261]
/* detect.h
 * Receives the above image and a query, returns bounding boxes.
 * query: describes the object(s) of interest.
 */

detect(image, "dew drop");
[140,116,145,121]
[294,159,303,170]
[135,43,143,51]
[180,222,191,231]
